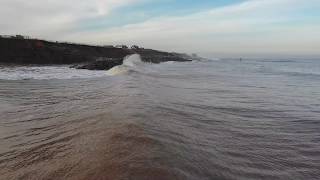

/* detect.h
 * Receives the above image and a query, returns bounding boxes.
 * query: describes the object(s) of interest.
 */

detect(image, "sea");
[0,55,319,180]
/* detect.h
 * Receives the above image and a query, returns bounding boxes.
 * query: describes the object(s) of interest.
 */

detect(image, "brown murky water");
[1,56,320,179]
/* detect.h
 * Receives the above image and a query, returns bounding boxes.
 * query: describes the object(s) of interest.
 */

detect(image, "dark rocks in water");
[135,49,192,63]
[71,57,123,70]
[141,55,191,63]
[70,49,192,70]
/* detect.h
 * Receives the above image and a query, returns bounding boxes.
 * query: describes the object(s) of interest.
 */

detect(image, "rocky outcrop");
[135,49,192,63]
[0,37,133,64]
[0,37,192,70]
[70,57,123,70]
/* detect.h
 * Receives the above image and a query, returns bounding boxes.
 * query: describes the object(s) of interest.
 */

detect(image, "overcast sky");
[1,0,319,57]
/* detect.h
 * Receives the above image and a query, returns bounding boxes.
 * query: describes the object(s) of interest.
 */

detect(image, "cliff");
[0,37,133,64]
[0,37,191,70]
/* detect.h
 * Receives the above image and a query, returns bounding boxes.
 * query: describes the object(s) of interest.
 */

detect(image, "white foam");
[106,54,144,76]
[0,65,108,80]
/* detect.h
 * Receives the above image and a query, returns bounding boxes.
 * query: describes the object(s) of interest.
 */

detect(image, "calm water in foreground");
[0,55,320,180]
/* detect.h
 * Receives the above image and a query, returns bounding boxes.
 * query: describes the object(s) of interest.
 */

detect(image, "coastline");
[0,36,192,70]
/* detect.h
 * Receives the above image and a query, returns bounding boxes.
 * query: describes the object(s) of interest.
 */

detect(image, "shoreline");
[0,36,192,70]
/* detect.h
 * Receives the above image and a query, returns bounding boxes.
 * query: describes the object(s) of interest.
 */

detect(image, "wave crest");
[106,54,145,76]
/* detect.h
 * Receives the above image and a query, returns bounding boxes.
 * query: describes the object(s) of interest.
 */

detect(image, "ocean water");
[0,55,319,180]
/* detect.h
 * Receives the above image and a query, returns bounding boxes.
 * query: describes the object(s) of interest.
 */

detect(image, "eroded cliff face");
[0,37,192,70]
[0,38,133,64]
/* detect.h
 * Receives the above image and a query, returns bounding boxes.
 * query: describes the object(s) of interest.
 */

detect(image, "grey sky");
[1,0,319,57]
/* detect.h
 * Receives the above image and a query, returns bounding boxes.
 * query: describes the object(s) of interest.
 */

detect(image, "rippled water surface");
[0,56,320,180]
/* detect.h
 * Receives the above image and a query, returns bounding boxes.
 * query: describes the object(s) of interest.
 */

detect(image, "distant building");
[16,35,25,39]
[131,45,140,49]
[115,45,128,49]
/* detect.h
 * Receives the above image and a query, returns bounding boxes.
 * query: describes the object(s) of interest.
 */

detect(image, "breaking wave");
[0,65,108,80]
[106,54,147,76]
